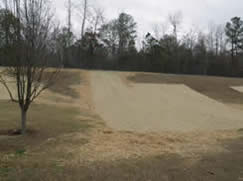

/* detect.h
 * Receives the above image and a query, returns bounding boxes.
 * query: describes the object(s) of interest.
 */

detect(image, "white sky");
[53,0,243,38]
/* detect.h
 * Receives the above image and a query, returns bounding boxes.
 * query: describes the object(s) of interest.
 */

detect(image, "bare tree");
[89,7,104,33]
[74,0,105,38]
[206,22,216,53]
[194,32,208,75]
[67,0,72,34]
[73,0,89,38]
[80,0,88,38]
[213,24,226,56]
[168,11,183,41]
[152,21,169,40]
[205,23,227,56]
[0,0,60,134]
[216,25,227,55]
[182,27,198,51]
[152,24,160,40]
[167,11,183,72]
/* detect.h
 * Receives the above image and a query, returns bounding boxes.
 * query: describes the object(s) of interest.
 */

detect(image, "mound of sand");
[231,86,243,93]
[90,71,243,132]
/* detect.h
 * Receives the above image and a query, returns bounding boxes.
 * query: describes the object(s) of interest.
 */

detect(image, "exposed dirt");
[0,76,17,100]
[128,72,243,105]
[90,71,243,132]
[38,70,96,120]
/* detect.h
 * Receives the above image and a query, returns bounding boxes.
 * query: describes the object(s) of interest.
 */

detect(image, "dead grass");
[38,70,95,114]
[0,101,94,152]
[48,70,80,98]
[65,129,240,165]
[1,69,243,181]
[0,69,105,180]
[1,129,242,181]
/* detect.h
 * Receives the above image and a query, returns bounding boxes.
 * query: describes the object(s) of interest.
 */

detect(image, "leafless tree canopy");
[0,0,60,134]
[168,11,183,40]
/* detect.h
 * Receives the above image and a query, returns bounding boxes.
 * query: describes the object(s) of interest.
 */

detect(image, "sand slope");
[90,71,243,132]
[231,86,243,93]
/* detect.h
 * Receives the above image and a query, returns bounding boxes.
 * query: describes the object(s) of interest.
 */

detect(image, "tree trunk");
[231,40,235,76]
[21,109,27,134]
[81,0,87,38]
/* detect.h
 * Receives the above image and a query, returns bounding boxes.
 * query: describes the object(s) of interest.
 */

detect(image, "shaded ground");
[0,70,98,153]
[77,134,243,181]
[0,101,92,153]
[66,134,243,181]
[79,134,243,181]
[0,69,82,101]
[45,69,81,99]
[91,71,243,132]
[1,130,243,181]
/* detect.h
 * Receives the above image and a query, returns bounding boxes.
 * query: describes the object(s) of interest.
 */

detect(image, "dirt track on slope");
[90,71,243,132]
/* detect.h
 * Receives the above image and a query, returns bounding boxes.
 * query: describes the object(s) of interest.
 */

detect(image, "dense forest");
[1,0,243,77]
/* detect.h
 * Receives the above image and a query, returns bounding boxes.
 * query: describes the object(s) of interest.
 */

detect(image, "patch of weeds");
[238,128,243,132]
[15,149,26,157]
[0,167,12,177]
[52,161,65,173]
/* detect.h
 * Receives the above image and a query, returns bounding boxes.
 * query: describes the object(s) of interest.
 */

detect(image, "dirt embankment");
[128,72,243,105]
[90,71,243,132]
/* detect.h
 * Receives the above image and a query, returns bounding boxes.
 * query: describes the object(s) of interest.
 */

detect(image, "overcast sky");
[53,0,243,37]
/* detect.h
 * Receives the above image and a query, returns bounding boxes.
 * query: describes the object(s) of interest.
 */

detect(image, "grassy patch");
[0,100,93,153]
[15,149,26,157]
[0,99,95,180]
[45,70,81,99]
[0,168,12,177]
[0,69,100,180]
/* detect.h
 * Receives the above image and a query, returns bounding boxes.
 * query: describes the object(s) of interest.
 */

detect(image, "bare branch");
[0,71,18,103]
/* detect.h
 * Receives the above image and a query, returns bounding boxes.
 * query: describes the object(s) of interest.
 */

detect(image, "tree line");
[72,13,243,77]
[1,1,243,77]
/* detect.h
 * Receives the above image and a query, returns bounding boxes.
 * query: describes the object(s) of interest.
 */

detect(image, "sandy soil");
[128,72,243,105]
[90,71,243,132]
[0,70,95,116]
[231,86,243,93]
[0,77,17,100]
